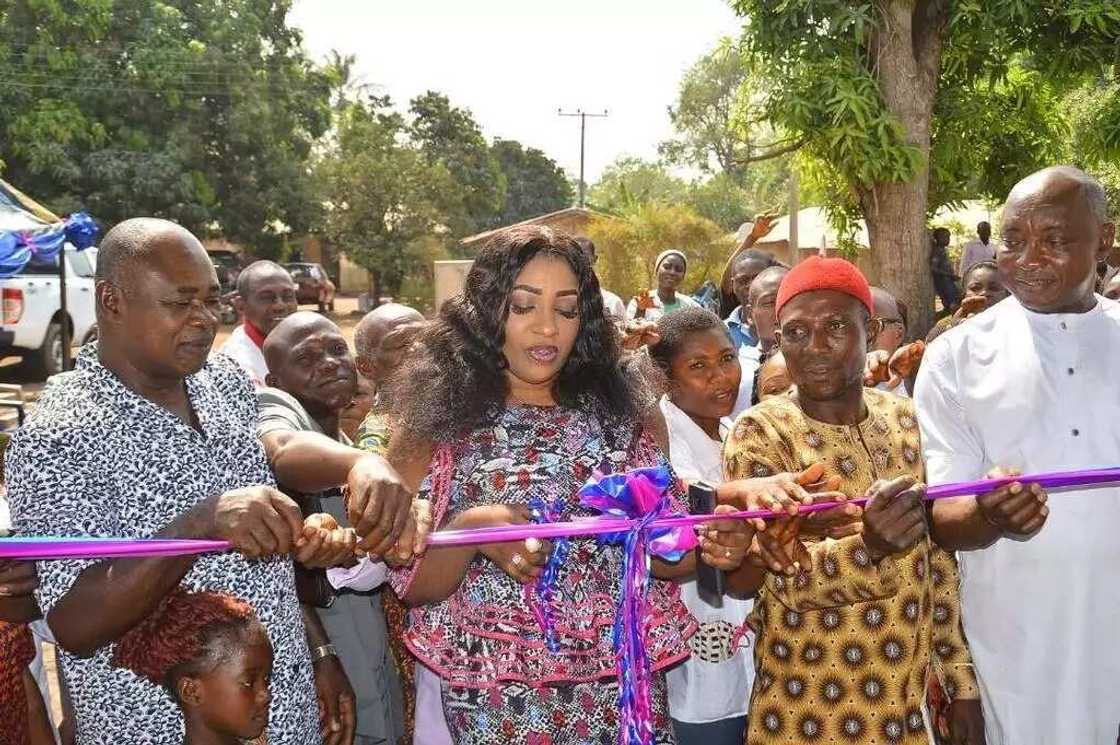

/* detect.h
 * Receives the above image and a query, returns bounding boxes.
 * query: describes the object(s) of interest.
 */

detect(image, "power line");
[558,109,608,209]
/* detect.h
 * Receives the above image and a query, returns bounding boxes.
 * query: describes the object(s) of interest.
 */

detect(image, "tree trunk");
[369,268,382,308]
[862,0,948,338]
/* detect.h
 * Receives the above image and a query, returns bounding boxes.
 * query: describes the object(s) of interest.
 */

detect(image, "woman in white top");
[627,249,701,322]
[648,306,754,745]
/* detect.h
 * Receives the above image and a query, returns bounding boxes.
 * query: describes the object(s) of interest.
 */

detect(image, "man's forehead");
[1001,200,1089,235]
[781,289,865,319]
[750,271,787,299]
[734,257,769,276]
[250,272,297,289]
[1004,172,1094,221]
[870,288,898,315]
[276,325,346,362]
[381,317,423,340]
[289,326,345,347]
[135,243,218,288]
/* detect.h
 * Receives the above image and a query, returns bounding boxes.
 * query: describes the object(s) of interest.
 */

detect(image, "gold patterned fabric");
[723,388,978,744]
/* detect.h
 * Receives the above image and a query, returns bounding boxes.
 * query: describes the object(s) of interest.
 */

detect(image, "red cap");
[774,255,873,319]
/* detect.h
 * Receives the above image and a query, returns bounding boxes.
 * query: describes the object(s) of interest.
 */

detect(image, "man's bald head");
[93,218,219,381]
[757,350,792,401]
[354,304,425,362]
[869,287,905,354]
[748,266,788,306]
[263,311,356,416]
[353,303,425,384]
[1006,165,1110,223]
[237,260,293,297]
[733,249,774,275]
[263,311,341,371]
[870,287,899,319]
[95,218,205,290]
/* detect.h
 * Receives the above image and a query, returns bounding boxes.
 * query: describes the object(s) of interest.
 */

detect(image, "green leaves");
[315,93,574,297]
[408,91,506,238]
[0,0,334,250]
[732,0,1120,216]
[490,139,573,227]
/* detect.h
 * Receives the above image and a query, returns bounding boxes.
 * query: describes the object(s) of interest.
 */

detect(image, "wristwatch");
[311,643,337,663]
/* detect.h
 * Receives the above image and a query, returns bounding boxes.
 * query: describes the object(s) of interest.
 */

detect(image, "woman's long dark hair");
[382,225,650,444]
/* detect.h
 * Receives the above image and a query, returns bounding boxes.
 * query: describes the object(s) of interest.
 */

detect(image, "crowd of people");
[0,163,1117,745]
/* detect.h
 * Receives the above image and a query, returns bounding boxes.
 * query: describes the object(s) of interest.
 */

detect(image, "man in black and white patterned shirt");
[6,218,414,745]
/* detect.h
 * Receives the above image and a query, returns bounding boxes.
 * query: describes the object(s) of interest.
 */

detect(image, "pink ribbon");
[2,466,1117,560]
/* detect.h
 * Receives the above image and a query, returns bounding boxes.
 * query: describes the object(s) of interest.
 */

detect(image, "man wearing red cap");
[723,256,983,744]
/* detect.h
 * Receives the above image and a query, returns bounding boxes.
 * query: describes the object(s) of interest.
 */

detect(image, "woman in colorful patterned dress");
[376,226,776,745]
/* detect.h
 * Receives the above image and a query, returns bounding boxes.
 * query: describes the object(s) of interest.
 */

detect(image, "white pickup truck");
[0,246,97,378]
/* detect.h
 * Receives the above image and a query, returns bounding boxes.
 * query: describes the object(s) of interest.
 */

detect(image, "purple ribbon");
[3,466,1119,562]
[578,466,696,745]
[525,495,570,654]
[424,465,1120,547]
[0,536,228,560]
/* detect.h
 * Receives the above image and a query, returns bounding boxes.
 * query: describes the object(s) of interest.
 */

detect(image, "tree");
[731,0,1120,333]
[316,96,457,301]
[587,156,689,214]
[659,37,800,180]
[0,0,333,256]
[687,169,793,231]
[1062,73,1120,208]
[408,91,505,239]
[490,138,573,225]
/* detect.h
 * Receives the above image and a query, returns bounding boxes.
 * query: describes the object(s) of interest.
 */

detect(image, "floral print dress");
[391,404,696,745]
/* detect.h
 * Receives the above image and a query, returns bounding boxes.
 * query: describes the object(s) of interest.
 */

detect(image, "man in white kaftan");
[915,166,1120,745]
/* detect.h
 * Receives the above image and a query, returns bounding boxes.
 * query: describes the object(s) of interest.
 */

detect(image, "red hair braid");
[112,587,257,687]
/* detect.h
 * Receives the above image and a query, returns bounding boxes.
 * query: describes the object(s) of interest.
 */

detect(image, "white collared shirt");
[659,396,755,724]
[730,343,762,420]
[217,324,269,388]
[914,295,1120,745]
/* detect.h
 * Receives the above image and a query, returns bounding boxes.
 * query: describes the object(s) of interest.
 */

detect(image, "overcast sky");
[289,0,743,184]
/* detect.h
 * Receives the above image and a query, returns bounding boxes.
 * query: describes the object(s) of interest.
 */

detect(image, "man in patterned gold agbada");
[723,256,985,744]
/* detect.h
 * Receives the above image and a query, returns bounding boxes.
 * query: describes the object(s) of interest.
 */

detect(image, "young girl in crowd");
[112,588,273,745]
[379,226,753,744]
[627,249,701,322]
[647,307,756,745]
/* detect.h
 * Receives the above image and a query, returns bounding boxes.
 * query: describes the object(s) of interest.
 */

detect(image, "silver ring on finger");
[725,547,733,558]
[511,553,525,568]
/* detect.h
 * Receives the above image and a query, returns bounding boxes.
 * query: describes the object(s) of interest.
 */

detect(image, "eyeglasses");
[873,317,905,328]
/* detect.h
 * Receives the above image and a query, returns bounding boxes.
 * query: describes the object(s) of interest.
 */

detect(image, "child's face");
[190,627,274,740]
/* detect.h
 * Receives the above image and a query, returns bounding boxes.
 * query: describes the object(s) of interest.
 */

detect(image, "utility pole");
[558,108,608,208]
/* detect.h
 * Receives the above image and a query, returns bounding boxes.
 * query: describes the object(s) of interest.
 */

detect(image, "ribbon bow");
[578,466,696,745]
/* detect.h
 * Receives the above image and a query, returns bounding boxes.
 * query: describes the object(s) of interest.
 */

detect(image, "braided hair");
[112,588,262,697]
